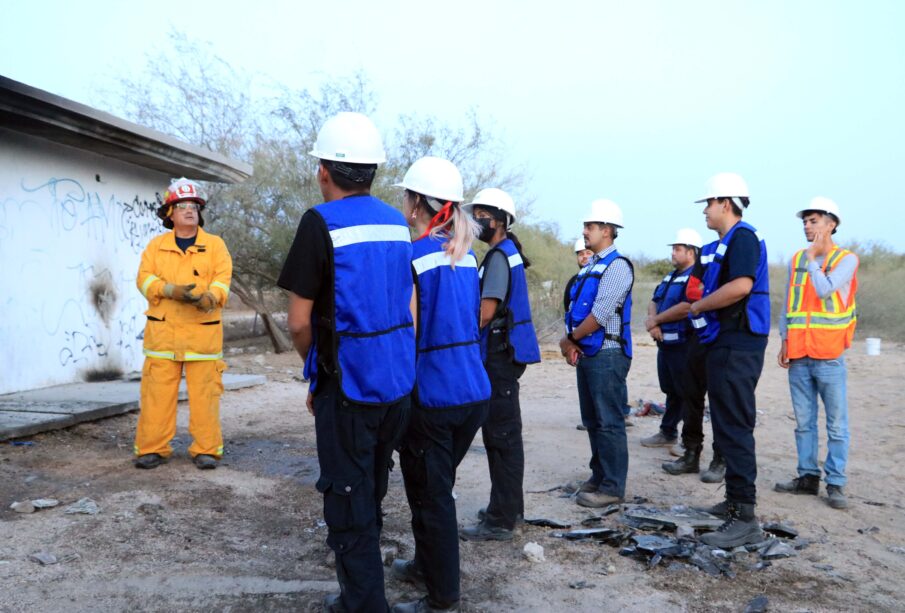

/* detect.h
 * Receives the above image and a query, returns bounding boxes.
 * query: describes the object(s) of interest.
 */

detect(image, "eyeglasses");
[174,201,200,211]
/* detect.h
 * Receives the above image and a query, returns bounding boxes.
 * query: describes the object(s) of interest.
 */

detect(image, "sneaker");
[391,559,426,589]
[774,474,819,495]
[193,454,218,470]
[641,432,677,448]
[669,443,685,457]
[459,521,513,541]
[576,491,624,508]
[700,454,726,484]
[826,485,848,509]
[392,596,459,613]
[662,447,701,475]
[134,453,165,469]
[699,502,764,548]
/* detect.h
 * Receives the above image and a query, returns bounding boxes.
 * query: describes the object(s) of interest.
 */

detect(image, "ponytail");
[413,191,478,268]
[506,230,532,268]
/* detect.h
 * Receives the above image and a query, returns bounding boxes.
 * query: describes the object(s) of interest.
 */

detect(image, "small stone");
[676,524,695,539]
[31,498,59,509]
[11,501,35,513]
[65,497,100,515]
[523,542,545,563]
[887,546,905,555]
[744,595,769,613]
[607,564,616,574]
[252,354,266,366]
[381,544,398,566]
[29,551,58,565]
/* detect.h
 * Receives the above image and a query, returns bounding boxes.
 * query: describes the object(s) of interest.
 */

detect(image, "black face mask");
[475,218,495,242]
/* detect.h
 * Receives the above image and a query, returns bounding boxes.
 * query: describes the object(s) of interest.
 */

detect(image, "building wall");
[0,127,170,394]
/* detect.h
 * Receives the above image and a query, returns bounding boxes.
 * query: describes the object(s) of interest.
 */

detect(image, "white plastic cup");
[865,337,882,356]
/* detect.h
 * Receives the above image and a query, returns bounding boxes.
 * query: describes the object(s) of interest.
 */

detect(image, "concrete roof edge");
[0,75,253,183]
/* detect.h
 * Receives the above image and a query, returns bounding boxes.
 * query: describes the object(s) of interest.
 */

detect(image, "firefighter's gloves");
[195,291,218,313]
[163,283,200,303]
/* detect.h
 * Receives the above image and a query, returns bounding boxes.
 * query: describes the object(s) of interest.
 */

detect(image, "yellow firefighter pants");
[134,358,226,458]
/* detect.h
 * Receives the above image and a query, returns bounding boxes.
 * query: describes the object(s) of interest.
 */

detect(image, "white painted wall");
[0,128,169,394]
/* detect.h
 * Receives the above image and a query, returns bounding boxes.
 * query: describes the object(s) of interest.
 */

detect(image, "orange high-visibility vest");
[786,247,858,360]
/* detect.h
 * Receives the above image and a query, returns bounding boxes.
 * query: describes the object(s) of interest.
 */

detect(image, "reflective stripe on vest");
[652,267,692,345]
[565,249,633,358]
[413,237,490,409]
[785,247,858,359]
[307,195,416,405]
[697,221,771,345]
[478,238,541,365]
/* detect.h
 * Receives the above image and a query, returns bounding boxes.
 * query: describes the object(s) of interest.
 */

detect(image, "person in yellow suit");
[133,177,232,470]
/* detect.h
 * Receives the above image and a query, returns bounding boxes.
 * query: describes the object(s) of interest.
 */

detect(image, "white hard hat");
[695,172,750,208]
[668,228,703,249]
[797,196,841,226]
[584,199,624,228]
[463,188,517,227]
[394,156,464,204]
[574,237,588,252]
[309,112,386,164]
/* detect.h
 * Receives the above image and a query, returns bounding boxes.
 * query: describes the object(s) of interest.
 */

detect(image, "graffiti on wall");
[1,175,162,385]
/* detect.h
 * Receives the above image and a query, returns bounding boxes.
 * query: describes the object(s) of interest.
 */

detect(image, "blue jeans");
[788,356,849,486]
[577,348,630,498]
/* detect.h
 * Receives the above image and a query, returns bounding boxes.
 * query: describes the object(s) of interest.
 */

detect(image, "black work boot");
[662,446,701,475]
[134,453,165,469]
[700,452,726,483]
[477,507,524,525]
[392,596,459,613]
[391,559,426,589]
[774,474,819,495]
[458,520,513,541]
[699,502,763,548]
[193,454,218,470]
[695,498,730,519]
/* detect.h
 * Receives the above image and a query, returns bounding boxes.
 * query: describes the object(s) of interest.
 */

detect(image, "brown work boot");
[774,474,819,495]
[576,491,623,508]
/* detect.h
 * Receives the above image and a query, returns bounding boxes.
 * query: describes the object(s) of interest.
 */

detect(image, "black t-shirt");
[277,209,336,372]
[714,227,767,351]
[175,234,197,252]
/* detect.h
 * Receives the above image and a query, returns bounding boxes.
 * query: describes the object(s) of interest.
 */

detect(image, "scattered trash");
[31,498,59,509]
[28,551,57,565]
[552,527,631,546]
[675,524,695,539]
[580,504,622,524]
[863,500,886,507]
[887,546,905,555]
[10,501,35,514]
[762,522,799,539]
[65,498,100,515]
[622,506,724,530]
[524,517,571,529]
[523,542,545,563]
[11,441,35,446]
[58,552,81,564]
[760,540,796,560]
[568,580,595,589]
[743,595,769,613]
[858,526,880,535]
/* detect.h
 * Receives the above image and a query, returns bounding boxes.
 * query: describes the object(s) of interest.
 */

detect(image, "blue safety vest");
[478,238,541,365]
[566,249,634,358]
[696,221,771,345]
[304,195,416,405]
[412,236,491,409]
[652,266,692,345]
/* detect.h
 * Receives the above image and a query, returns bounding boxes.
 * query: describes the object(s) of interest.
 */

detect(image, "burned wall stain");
[89,273,118,326]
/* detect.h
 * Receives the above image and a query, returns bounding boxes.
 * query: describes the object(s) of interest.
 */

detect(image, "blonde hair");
[411,190,479,267]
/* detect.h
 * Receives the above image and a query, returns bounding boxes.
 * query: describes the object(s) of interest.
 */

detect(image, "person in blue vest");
[278,112,415,613]
[458,188,541,541]
[687,172,771,549]
[641,228,702,451]
[564,236,594,313]
[389,157,491,613]
[560,199,634,508]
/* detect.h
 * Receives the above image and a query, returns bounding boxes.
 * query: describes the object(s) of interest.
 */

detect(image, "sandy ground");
[2,335,904,612]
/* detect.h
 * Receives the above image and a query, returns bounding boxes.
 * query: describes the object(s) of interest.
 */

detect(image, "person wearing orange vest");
[134,178,232,470]
[776,197,858,510]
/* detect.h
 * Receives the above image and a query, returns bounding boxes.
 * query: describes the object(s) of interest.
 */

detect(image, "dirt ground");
[2,335,904,612]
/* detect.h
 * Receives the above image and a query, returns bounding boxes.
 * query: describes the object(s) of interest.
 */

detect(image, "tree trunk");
[230,275,294,354]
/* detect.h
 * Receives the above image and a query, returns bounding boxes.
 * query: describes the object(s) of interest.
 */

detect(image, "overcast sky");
[3,0,903,260]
